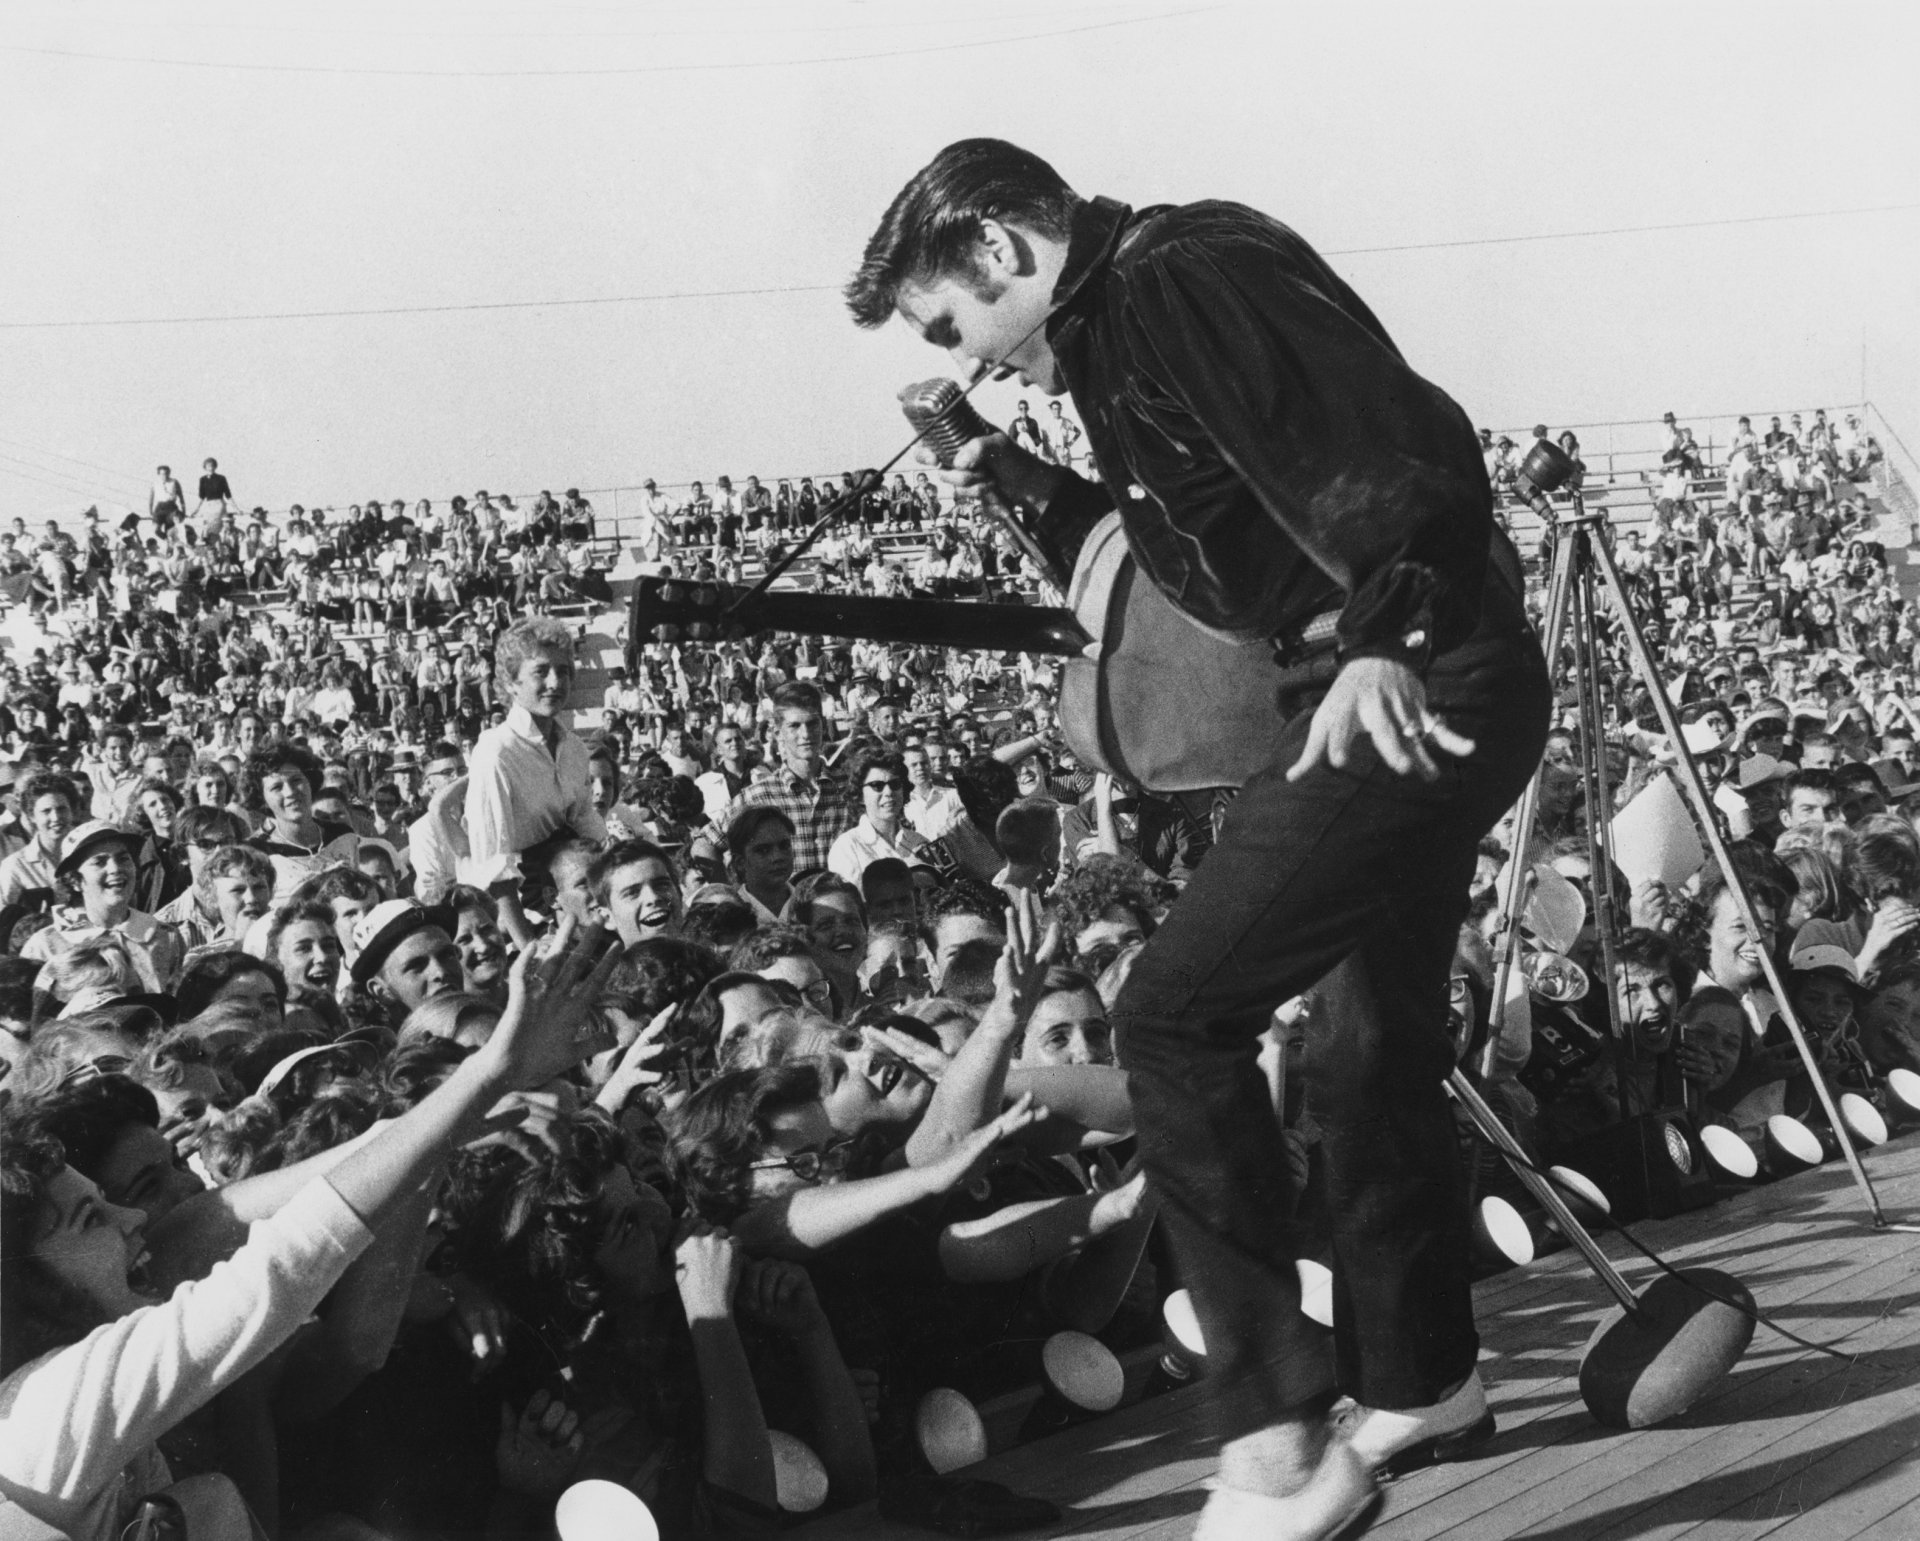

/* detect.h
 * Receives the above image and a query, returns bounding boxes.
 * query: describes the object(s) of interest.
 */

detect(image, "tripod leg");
[1583,532,1887,1224]
[1483,531,1580,1080]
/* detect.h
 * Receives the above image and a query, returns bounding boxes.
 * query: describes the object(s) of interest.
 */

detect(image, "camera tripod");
[1477,448,1900,1230]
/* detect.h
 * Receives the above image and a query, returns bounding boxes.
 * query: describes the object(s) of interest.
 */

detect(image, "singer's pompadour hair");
[845,138,1078,329]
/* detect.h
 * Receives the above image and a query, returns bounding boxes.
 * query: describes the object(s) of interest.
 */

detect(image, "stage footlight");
[768,1431,829,1513]
[555,1480,658,1541]
[1886,1068,1920,1122]
[915,1388,988,1474]
[1160,1288,1207,1364]
[1023,1331,1127,1441]
[1296,1258,1335,1327]
[1579,1268,1756,1429]
[1764,1114,1825,1176]
[1042,1331,1126,1413]
[1839,1093,1889,1147]
[1544,1166,1610,1232]
[1473,1195,1536,1268]
[1561,1112,1717,1221]
[1148,1288,1207,1393]
[1699,1123,1759,1181]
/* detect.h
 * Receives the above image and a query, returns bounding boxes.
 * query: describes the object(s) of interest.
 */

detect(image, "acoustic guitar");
[625,514,1290,792]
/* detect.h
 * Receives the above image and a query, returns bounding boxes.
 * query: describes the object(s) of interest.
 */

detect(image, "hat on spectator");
[1788,944,1858,982]
[358,836,401,870]
[55,820,137,877]
[255,1039,381,1100]
[350,898,452,986]
[1736,754,1793,790]
[644,479,658,489]
[56,991,176,1034]
[1790,698,1827,726]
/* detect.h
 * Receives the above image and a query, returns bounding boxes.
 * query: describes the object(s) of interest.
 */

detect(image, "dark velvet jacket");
[1030,195,1498,669]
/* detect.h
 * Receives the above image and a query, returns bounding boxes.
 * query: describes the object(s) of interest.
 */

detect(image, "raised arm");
[732,1098,1045,1257]
[903,890,1057,1168]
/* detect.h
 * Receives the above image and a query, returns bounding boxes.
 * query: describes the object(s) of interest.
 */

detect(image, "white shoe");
[1345,1370,1495,1475]
[1194,1440,1381,1541]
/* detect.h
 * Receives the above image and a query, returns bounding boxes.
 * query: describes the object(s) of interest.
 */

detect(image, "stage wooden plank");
[1840,1493,1920,1541]
[797,1137,1920,1541]
[1369,1237,1920,1539]
[1760,1449,1920,1538]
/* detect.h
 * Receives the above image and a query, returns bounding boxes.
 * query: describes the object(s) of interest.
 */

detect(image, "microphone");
[899,378,1062,591]
[1513,439,1577,523]
[899,378,998,469]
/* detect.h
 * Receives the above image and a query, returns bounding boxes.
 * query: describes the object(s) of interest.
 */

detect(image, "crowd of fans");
[0,402,1915,1541]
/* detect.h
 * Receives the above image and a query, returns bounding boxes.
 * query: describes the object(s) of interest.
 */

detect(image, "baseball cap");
[1788,944,1858,982]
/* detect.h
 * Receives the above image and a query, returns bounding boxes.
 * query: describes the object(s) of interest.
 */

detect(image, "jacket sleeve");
[0,1181,371,1519]
[1117,233,1493,664]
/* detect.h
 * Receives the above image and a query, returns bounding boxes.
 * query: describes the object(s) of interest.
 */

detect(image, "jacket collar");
[1046,195,1132,350]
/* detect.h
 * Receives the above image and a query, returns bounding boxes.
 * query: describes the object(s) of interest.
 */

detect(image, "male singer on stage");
[848,140,1550,1538]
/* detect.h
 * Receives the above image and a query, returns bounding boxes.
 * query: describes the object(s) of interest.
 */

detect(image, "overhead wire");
[2,201,1911,332]
[0,435,148,488]
[0,4,1224,78]
[0,458,126,504]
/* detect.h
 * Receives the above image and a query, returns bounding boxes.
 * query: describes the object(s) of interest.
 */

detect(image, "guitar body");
[1061,515,1288,791]
[625,514,1291,793]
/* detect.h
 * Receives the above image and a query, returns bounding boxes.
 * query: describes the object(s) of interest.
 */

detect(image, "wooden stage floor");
[800,1132,1920,1540]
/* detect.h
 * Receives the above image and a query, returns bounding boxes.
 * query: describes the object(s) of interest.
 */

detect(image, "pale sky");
[2,0,1915,520]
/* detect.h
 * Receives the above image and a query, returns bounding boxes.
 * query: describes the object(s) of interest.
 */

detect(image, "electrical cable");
[0,5,1223,78]
[1467,1115,1865,1363]
[4,202,1910,332]
[0,435,149,487]
[0,456,123,503]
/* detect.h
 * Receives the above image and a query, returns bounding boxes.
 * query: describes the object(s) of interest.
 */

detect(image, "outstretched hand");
[1288,657,1475,783]
[983,888,1061,1034]
[481,915,625,1091]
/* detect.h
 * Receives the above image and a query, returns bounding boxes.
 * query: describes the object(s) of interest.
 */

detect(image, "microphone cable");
[725,305,1057,612]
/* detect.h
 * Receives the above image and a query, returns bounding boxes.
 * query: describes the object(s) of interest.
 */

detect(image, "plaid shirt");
[727,762,860,877]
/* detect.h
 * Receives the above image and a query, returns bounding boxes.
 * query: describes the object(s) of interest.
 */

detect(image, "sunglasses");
[751,1137,856,1183]
[863,778,907,793]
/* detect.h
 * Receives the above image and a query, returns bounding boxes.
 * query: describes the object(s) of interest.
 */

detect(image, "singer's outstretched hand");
[919,431,1065,513]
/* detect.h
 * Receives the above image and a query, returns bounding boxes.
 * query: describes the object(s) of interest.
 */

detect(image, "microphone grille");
[900,378,996,469]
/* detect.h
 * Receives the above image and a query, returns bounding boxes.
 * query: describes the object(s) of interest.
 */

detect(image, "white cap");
[1788,944,1858,980]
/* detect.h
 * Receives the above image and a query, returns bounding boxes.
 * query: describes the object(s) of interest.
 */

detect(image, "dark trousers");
[1113,618,1548,1437]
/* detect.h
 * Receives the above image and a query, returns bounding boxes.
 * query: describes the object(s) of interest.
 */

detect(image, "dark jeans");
[1113,615,1549,1437]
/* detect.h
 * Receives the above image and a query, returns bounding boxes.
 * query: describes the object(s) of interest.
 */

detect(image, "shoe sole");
[1376,1410,1497,1480]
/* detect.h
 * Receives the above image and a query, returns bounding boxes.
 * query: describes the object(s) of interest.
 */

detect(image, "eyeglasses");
[751,1138,855,1182]
[863,778,906,793]
[57,1055,132,1090]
